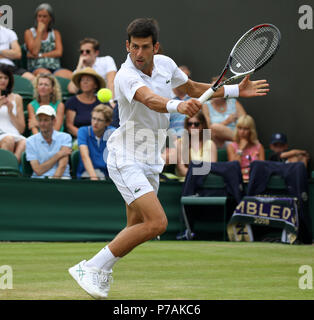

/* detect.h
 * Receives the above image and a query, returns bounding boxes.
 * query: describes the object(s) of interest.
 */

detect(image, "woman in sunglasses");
[176,110,217,178]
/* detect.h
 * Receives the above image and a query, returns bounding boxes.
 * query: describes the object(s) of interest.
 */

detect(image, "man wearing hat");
[65,67,107,139]
[269,132,309,167]
[26,105,72,178]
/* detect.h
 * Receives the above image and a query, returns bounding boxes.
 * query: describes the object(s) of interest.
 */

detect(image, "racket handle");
[198,87,215,104]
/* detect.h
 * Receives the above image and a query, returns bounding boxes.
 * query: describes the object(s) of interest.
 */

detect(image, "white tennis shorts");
[107,150,160,205]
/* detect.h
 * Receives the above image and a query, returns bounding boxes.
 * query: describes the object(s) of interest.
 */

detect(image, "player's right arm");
[134,86,202,117]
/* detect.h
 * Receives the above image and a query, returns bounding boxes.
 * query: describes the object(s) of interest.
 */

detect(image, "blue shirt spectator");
[77,125,115,178]
[76,104,115,180]
[26,105,72,178]
[26,130,72,178]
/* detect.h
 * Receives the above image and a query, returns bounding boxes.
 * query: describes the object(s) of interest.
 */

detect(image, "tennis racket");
[198,23,281,103]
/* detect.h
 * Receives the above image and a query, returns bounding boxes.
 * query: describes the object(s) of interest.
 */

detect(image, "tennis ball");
[97,88,112,103]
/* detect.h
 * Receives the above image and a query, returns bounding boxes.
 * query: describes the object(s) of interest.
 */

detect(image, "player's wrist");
[223,84,239,98]
[166,99,181,113]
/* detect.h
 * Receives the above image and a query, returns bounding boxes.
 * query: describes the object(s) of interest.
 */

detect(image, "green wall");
[0,178,184,241]
[0,177,313,242]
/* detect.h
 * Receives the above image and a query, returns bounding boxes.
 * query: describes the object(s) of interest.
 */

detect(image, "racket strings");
[230,26,280,74]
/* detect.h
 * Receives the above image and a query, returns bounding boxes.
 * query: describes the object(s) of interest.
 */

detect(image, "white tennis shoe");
[98,269,113,297]
[68,260,111,299]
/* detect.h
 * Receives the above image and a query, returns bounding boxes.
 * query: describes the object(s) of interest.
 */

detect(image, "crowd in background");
[0,3,310,182]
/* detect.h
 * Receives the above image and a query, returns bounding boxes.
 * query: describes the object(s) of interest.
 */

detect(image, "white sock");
[85,246,120,271]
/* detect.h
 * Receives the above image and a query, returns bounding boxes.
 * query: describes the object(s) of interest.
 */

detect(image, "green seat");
[180,173,227,240]
[267,175,287,190]
[71,149,80,178]
[55,76,72,101]
[217,148,228,162]
[21,151,33,177]
[13,75,33,100]
[265,148,273,160]
[0,149,21,177]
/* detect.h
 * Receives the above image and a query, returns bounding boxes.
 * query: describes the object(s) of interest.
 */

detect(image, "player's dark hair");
[0,63,14,94]
[127,18,159,45]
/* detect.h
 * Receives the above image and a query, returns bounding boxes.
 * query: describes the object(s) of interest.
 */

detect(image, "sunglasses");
[187,121,201,128]
[80,49,91,54]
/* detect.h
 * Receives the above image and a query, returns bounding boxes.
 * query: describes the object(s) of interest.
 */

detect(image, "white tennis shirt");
[107,54,188,170]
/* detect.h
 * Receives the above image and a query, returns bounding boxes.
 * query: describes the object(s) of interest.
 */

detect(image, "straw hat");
[72,67,106,90]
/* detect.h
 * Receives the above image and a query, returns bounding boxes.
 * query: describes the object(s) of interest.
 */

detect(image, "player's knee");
[149,216,168,238]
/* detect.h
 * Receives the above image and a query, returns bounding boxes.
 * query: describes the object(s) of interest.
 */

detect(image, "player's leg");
[107,191,168,258]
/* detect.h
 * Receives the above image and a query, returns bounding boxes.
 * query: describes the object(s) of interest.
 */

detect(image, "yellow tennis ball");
[97,88,112,103]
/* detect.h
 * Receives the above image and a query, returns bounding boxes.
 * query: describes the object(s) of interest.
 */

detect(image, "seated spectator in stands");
[227,114,265,182]
[269,132,310,168]
[26,105,72,178]
[176,110,217,178]
[65,67,106,139]
[0,63,26,162]
[203,77,246,149]
[168,65,191,138]
[67,38,117,106]
[0,11,34,81]
[162,65,192,173]
[24,3,72,79]
[27,74,64,134]
[77,104,115,180]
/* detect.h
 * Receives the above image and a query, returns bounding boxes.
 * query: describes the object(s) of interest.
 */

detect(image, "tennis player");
[69,18,269,299]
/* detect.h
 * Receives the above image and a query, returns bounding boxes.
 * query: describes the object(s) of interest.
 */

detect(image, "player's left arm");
[176,76,269,99]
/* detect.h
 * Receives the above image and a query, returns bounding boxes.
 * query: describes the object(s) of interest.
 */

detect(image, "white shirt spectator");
[92,56,117,81]
[0,26,18,66]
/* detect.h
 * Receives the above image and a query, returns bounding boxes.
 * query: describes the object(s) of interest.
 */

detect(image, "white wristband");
[224,84,239,98]
[166,99,181,113]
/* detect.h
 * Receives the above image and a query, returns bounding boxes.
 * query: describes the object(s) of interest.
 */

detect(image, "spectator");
[269,132,310,168]
[176,110,217,178]
[77,104,115,180]
[65,67,106,139]
[0,63,26,163]
[27,73,64,134]
[24,3,72,79]
[26,105,72,178]
[227,114,265,182]
[0,12,34,81]
[203,77,246,148]
[67,38,117,106]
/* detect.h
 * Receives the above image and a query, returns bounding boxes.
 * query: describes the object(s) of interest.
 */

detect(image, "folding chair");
[180,173,227,240]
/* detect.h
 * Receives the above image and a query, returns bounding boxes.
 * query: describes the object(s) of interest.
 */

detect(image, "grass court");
[0,241,313,300]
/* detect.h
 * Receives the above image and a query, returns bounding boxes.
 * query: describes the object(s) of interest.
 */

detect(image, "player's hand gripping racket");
[198,23,281,103]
